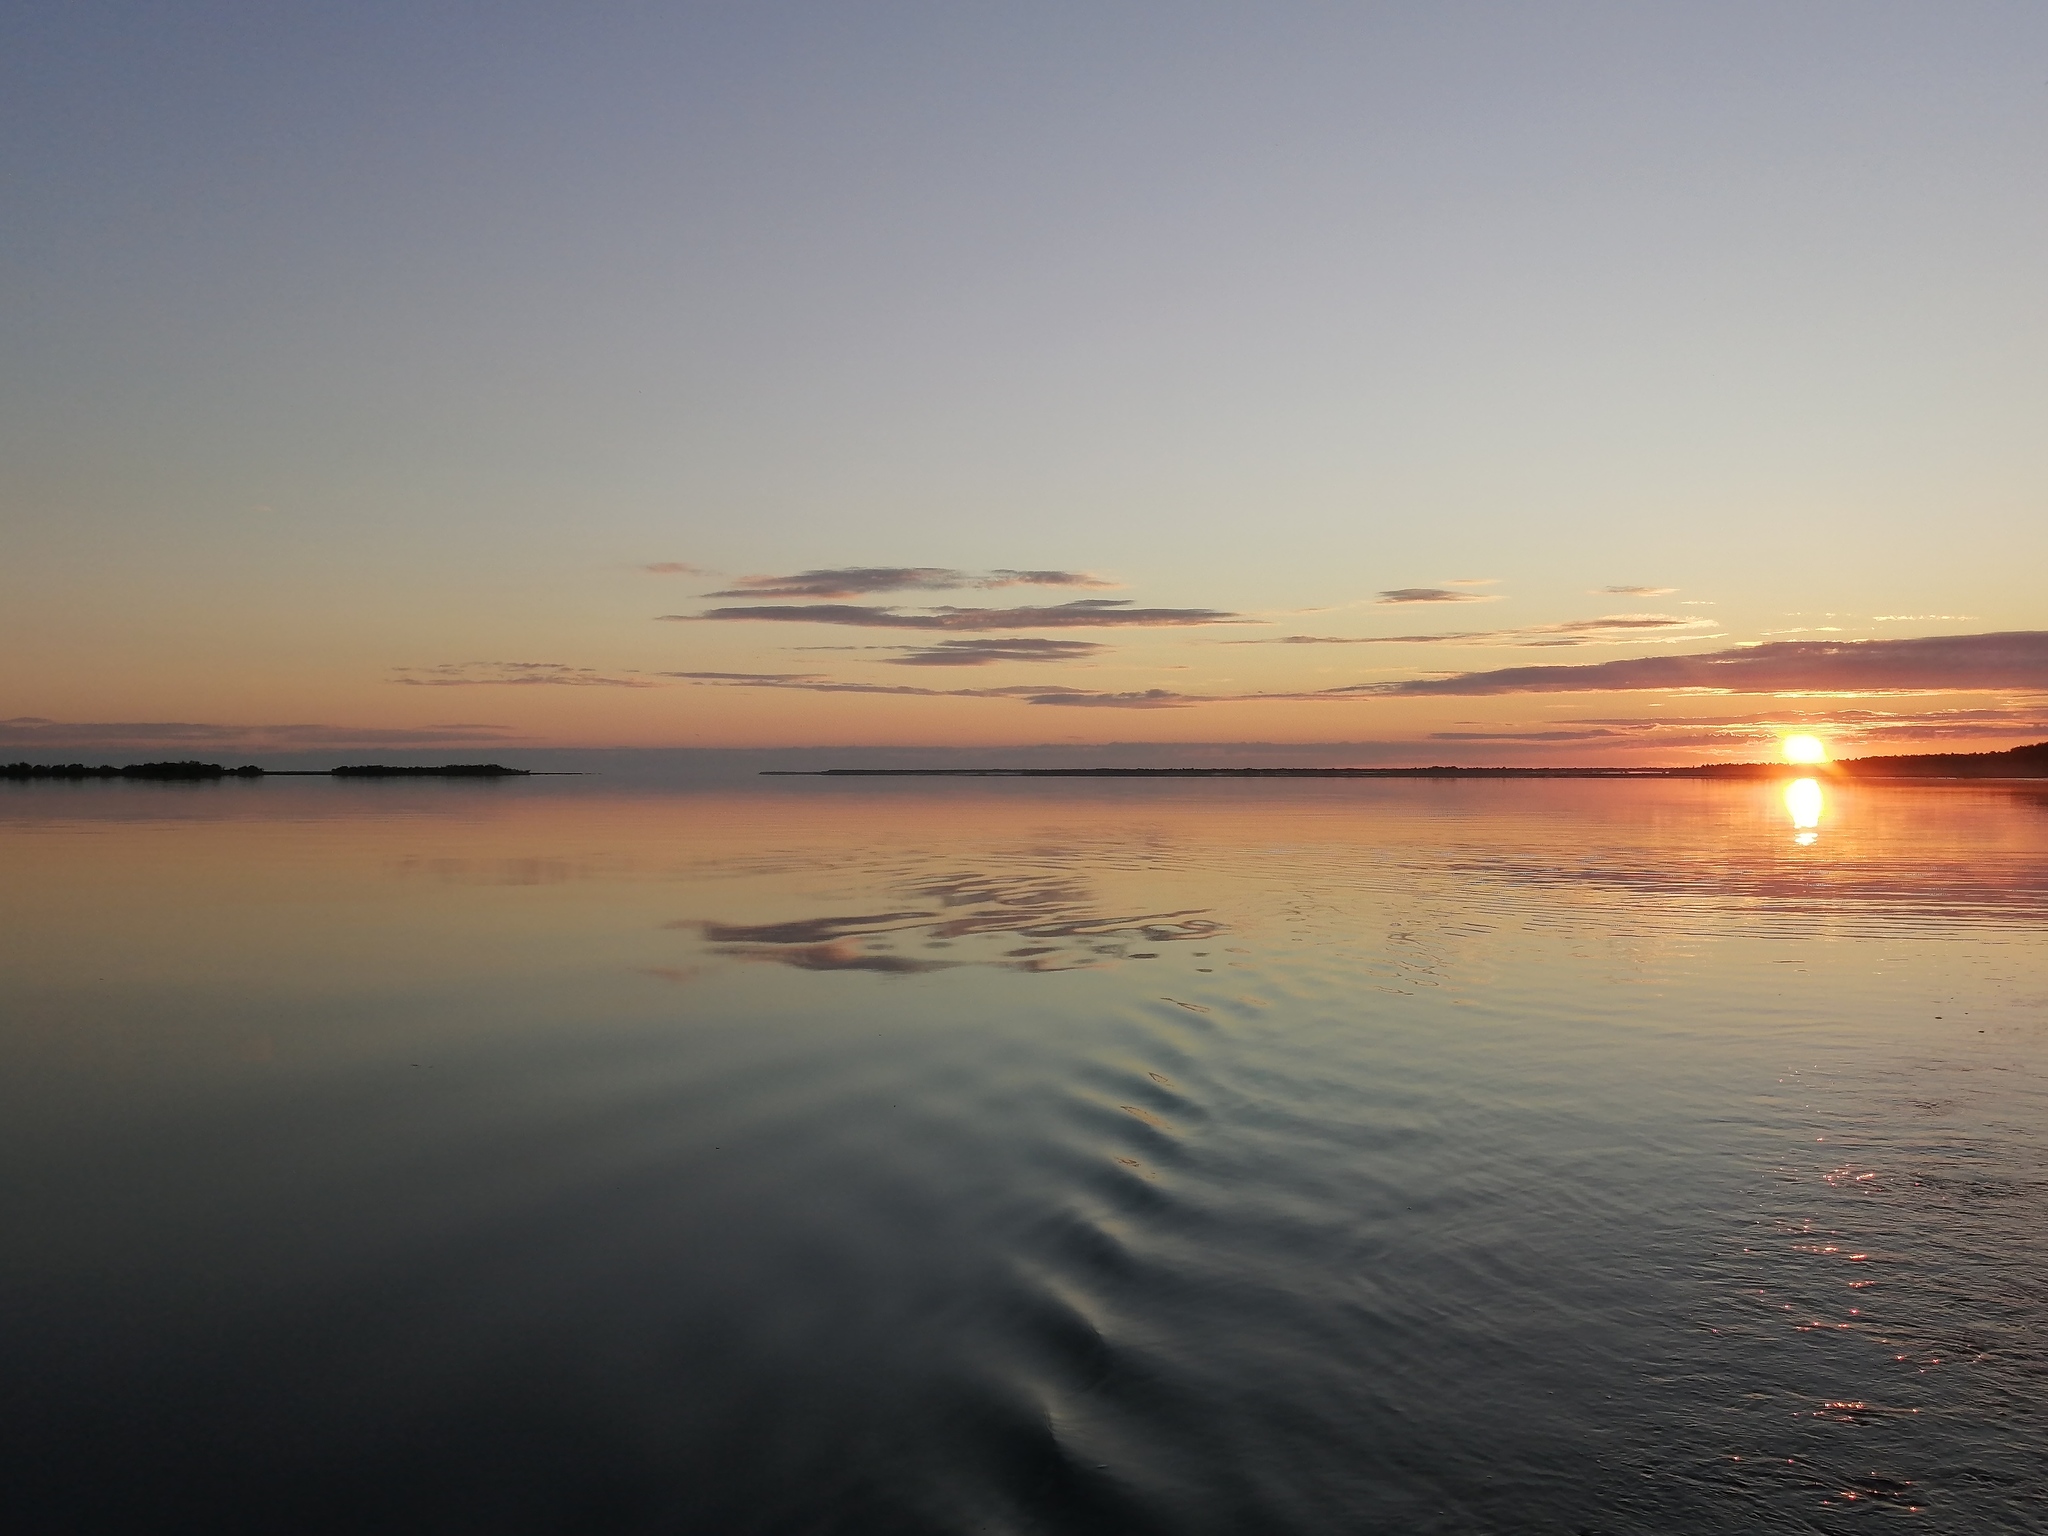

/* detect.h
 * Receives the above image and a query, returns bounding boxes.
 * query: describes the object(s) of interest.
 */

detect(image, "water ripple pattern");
[1,776,2044,1533]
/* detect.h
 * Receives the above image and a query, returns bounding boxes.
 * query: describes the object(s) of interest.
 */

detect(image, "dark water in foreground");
[3,777,2044,1534]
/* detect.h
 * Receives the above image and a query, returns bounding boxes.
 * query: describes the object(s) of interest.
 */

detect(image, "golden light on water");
[1785,777,1824,844]
[1782,734,1829,764]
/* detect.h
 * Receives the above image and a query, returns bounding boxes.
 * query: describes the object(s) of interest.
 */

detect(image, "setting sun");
[1782,734,1829,764]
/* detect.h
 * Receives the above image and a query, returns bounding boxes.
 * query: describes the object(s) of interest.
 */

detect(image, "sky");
[4,1,2046,766]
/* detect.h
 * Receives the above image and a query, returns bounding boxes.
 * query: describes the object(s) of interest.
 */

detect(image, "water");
[3,776,2044,1534]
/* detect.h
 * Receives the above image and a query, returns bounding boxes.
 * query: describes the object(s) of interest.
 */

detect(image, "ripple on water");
[4,780,2047,1532]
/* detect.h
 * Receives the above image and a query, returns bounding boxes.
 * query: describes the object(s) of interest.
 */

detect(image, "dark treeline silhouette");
[5,761,531,780]
[1832,741,2048,778]
[3,761,261,780]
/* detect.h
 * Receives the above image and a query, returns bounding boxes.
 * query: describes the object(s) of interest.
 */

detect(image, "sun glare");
[1782,734,1828,764]
[1785,777,1823,828]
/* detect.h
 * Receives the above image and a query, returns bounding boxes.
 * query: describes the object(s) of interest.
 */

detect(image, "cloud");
[666,673,1194,708]
[1376,587,1501,604]
[1561,705,2048,740]
[643,562,710,575]
[885,638,1106,667]
[677,670,820,685]
[0,717,517,752]
[703,567,1116,599]
[1596,585,1677,596]
[1254,614,1717,648]
[1873,614,1974,622]
[1335,630,2048,698]
[1425,704,2048,752]
[1025,689,1188,708]
[988,569,1119,589]
[670,599,1240,630]
[392,662,657,688]
[658,631,2048,716]
[1429,730,1627,742]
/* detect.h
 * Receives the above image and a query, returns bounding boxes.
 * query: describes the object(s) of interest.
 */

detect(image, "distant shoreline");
[2,762,551,781]
[8,742,2044,783]
[767,741,2048,781]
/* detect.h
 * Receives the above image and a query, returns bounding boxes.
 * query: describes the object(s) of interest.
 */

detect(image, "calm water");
[3,776,2045,1534]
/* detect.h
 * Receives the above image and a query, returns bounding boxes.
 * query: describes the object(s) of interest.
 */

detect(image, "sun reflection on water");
[1785,777,1824,845]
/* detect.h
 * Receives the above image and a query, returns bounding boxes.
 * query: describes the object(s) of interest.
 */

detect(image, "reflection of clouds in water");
[692,912,933,945]
[683,871,1227,976]
[721,943,956,975]
[391,855,626,886]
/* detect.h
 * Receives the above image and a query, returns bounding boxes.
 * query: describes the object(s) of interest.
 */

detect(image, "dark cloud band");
[703,567,1116,599]
[1342,630,2048,698]
[670,599,1239,630]
[1376,587,1500,604]
[667,673,1193,708]
[1255,614,1714,648]
[886,638,1105,667]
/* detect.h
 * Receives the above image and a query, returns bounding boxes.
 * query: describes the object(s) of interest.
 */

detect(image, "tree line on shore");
[2,761,260,780]
[3,762,529,780]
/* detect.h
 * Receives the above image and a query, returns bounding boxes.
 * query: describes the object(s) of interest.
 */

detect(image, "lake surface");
[3,775,2045,1534]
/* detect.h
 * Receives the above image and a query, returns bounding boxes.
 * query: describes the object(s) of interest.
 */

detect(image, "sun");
[1782,734,1828,765]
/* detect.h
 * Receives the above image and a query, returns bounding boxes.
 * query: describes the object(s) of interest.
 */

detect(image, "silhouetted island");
[768,741,2048,781]
[4,761,533,780]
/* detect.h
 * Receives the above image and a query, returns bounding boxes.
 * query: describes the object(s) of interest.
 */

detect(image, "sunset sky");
[5,3,2045,765]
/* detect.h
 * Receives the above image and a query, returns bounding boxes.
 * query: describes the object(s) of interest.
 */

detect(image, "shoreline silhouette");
[2,762,537,781]
[8,742,2044,783]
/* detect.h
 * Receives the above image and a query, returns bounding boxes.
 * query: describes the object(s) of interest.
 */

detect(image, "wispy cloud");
[577,631,2048,720]
[1333,630,2048,698]
[643,562,711,575]
[1253,614,1716,648]
[1567,705,2048,739]
[669,599,1241,631]
[666,673,1194,708]
[1596,584,1677,596]
[1429,729,1624,743]
[0,717,517,752]
[1028,690,1189,708]
[1873,614,1975,622]
[703,567,1117,600]
[393,662,657,688]
[885,638,1106,667]
[1427,704,2048,751]
[1376,587,1501,604]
